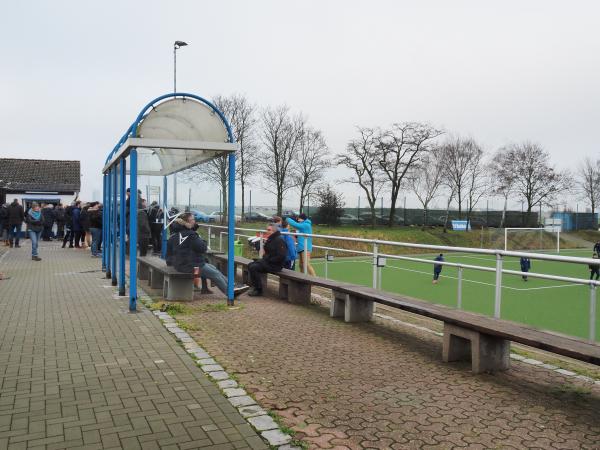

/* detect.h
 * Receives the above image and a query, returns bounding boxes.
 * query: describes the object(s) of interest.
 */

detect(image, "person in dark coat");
[26,202,44,261]
[41,204,55,241]
[88,203,103,257]
[248,224,288,296]
[54,203,66,238]
[80,204,91,249]
[62,203,75,248]
[166,212,249,301]
[7,199,25,248]
[148,201,163,255]
[137,200,151,257]
[589,254,600,281]
[432,254,444,284]
[71,202,83,248]
[0,203,8,246]
[520,256,531,281]
[594,242,600,258]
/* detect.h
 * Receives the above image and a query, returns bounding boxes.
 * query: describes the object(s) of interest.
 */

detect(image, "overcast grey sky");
[1,1,599,210]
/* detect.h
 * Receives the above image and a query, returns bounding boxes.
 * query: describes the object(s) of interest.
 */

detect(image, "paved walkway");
[173,285,600,449]
[0,242,266,450]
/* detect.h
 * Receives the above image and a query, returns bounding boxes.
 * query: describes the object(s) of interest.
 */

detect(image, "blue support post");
[129,149,138,311]
[112,168,118,286]
[119,159,127,296]
[105,172,112,278]
[161,175,168,259]
[227,152,236,303]
[102,175,107,271]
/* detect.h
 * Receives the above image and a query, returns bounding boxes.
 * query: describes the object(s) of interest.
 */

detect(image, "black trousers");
[63,228,74,247]
[591,269,599,280]
[139,238,149,257]
[248,260,278,291]
[74,231,83,247]
[150,224,162,253]
[56,223,65,238]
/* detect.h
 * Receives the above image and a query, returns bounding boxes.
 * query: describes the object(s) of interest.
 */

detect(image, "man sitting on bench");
[248,223,288,297]
[168,212,249,300]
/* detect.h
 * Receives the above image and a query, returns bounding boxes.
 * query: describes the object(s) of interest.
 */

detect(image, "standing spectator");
[80,203,91,249]
[88,203,103,257]
[62,202,75,248]
[148,201,163,255]
[248,223,288,296]
[41,203,55,241]
[55,203,66,239]
[520,256,531,281]
[71,201,83,248]
[278,218,297,270]
[7,199,25,248]
[432,253,444,284]
[589,254,600,281]
[137,199,151,257]
[286,213,316,275]
[26,202,43,261]
[0,203,8,246]
[594,241,600,258]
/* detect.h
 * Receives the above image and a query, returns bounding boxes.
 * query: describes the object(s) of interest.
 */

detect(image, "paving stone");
[198,358,217,365]
[510,353,526,360]
[555,368,577,376]
[540,363,558,370]
[522,358,543,365]
[0,243,266,450]
[201,364,225,373]
[247,415,278,431]
[218,379,239,389]
[228,396,257,408]
[261,429,292,446]
[237,405,268,418]
[223,388,247,398]
[278,445,303,450]
[208,371,230,381]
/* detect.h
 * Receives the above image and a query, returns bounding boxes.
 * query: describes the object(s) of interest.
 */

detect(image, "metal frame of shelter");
[101,93,238,311]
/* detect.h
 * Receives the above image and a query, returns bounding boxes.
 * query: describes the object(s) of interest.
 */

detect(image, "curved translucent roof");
[103,94,238,176]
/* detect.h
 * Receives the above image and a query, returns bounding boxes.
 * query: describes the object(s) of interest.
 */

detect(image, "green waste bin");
[233,240,243,256]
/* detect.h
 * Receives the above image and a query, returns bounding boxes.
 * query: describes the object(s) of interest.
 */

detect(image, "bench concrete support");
[442,323,510,374]
[138,262,150,281]
[279,278,311,305]
[163,275,194,301]
[330,291,346,318]
[148,268,165,289]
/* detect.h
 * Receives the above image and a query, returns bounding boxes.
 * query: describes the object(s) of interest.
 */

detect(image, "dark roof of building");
[0,158,80,193]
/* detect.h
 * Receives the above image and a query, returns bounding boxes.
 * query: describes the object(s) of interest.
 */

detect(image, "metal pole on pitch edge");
[208,226,212,249]
[494,254,503,318]
[303,237,308,274]
[325,250,329,280]
[457,266,463,309]
[590,284,597,342]
[372,242,378,289]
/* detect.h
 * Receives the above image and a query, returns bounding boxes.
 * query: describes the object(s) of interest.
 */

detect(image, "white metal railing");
[196,223,599,342]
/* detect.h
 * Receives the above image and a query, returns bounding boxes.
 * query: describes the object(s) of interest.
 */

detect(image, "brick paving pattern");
[177,288,600,449]
[0,243,266,450]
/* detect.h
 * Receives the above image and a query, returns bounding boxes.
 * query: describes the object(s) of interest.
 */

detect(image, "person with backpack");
[26,202,43,261]
[520,256,531,281]
[432,253,444,284]
[286,213,315,275]
[275,217,297,270]
[7,199,24,248]
[41,203,55,241]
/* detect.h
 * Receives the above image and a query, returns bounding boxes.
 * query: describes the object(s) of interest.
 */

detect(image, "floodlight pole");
[173,41,188,94]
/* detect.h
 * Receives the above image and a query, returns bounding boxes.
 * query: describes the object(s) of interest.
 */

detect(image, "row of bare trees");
[182,95,330,217]
[182,94,597,227]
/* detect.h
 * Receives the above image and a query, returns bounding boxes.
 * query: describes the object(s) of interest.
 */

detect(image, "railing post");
[590,284,597,342]
[378,259,383,290]
[325,250,329,279]
[219,232,223,252]
[303,236,308,274]
[457,266,463,309]
[207,225,212,249]
[372,242,378,289]
[494,253,503,318]
[259,232,264,258]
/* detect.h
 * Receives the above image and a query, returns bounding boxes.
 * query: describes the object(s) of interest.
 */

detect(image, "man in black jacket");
[167,212,249,301]
[248,224,288,296]
[7,199,24,248]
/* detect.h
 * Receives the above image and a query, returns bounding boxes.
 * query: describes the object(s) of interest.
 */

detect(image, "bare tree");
[410,146,445,229]
[441,136,484,220]
[259,105,305,216]
[337,127,385,228]
[498,142,566,226]
[377,123,443,226]
[489,148,516,228]
[464,146,488,226]
[213,94,258,220]
[576,157,600,216]
[292,127,330,214]
[181,155,229,221]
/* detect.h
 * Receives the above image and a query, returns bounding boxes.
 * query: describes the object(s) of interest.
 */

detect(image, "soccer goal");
[504,227,561,253]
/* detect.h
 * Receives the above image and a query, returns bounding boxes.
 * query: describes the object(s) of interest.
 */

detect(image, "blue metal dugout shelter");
[102,93,238,311]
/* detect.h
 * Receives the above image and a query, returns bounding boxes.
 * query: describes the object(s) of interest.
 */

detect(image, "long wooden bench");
[138,250,223,301]
[212,254,600,373]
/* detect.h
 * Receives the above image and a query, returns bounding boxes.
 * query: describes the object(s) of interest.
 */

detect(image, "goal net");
[504,227,560,253]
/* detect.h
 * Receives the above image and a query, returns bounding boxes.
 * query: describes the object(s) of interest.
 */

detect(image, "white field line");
[314,257,580,292]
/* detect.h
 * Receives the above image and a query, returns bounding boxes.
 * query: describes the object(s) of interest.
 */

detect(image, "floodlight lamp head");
[174,41,188,49]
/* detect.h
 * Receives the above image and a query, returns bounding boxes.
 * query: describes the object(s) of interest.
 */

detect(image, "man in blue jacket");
[286,213,315,275]
[520,256,531,281]
[432,254,444,284]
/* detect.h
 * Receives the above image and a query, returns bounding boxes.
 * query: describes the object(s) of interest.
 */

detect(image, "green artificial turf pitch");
[310,248,599,341]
